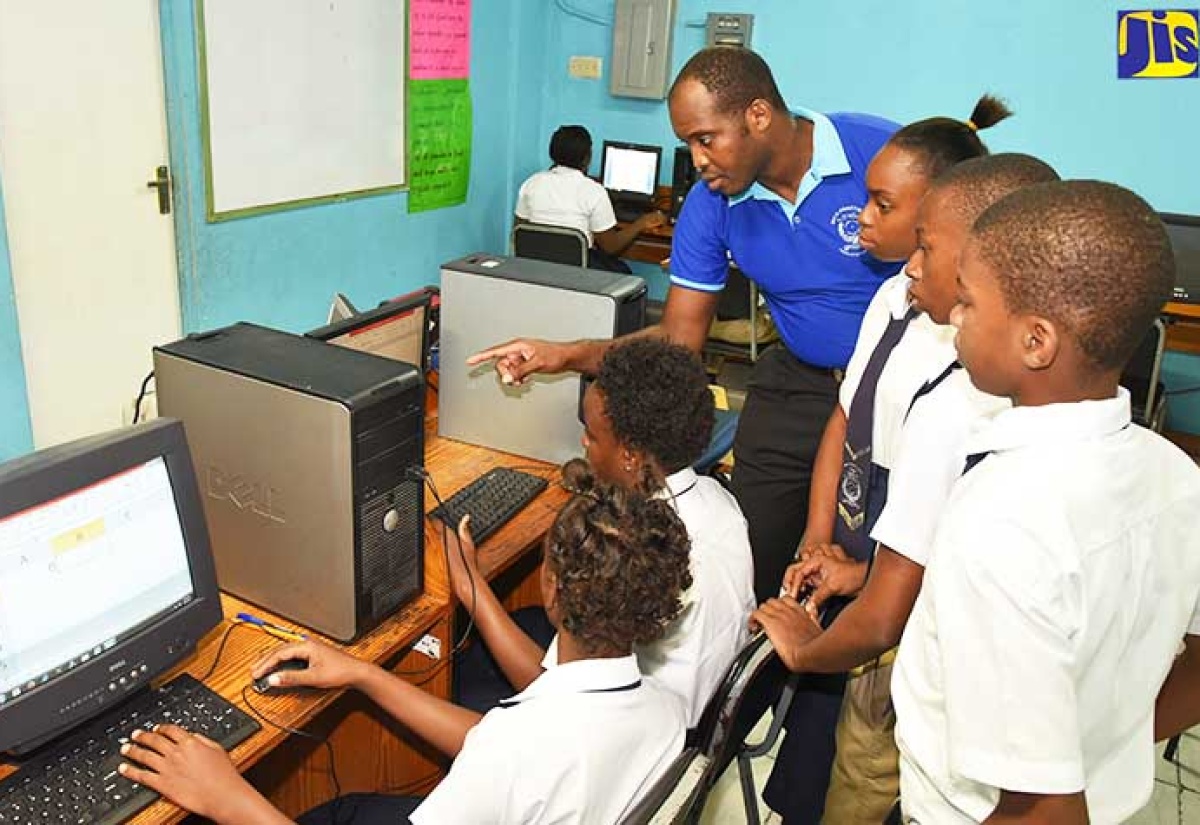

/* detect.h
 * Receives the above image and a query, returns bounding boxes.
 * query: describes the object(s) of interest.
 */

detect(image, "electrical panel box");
[705,12,754,48]
[611,0,676,100]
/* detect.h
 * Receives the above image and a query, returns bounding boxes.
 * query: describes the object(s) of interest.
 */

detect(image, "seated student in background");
[450,337,755,729]
[118,481,693,825]
[888,180,1200,823]
[514,125,666,273]
[756,153,1058,824]
[759,95,1012,825]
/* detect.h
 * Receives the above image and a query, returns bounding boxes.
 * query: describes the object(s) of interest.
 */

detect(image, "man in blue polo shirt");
[471,46,899,605]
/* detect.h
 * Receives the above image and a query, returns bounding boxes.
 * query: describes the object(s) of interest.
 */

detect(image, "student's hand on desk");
[635,210,667,230]
[445,514,483,603]
[467,338,569,386]
[751,597,822,672]
[785,543,868,612]
[251,639,372,691]
[119,725,258,824]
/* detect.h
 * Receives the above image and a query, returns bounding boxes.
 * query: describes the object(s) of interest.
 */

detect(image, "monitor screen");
[1162,213,1200,304]
[0,419,221,754]
[307,290,432,371]
[600,141,662,198]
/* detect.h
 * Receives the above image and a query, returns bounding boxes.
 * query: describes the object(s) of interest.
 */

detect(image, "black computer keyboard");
[0,673,259,825]
[428,467,548,544]
[613,205,651,224]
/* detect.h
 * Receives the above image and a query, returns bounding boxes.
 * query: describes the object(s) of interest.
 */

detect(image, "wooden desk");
[621,184,674,266]
[0,390,564,823]
[1166,301,1200,355]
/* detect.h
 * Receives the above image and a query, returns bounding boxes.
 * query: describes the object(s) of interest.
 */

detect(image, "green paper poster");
[407,79,471,213]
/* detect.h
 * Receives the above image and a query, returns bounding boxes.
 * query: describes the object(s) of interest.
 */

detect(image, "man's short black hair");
[594,338,714,474]
[550,125,592,170]
[972,180,1174,372]
[670,46,787,116]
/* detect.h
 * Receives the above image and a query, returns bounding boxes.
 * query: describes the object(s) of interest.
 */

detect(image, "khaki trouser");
[822,651,899,825]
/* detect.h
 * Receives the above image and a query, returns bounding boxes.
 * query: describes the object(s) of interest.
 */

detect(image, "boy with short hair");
[755,153,1059,823]
[892,180,1200,822]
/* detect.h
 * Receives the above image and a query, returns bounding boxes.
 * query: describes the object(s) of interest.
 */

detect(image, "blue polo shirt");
[670,107,902,369]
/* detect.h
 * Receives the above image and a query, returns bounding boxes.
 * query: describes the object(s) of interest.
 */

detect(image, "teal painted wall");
[159,0,549,334]
[525,0,1200,432]
[0,174,33,461]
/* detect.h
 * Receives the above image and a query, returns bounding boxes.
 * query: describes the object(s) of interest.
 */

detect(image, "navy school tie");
[833,308,918,561]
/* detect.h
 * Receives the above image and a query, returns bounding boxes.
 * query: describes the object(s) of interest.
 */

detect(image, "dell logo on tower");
[1118,10,1199,78]
[204,466,285,523]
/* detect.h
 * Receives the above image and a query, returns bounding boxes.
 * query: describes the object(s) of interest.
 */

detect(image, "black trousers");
[730,346,841,604]
[453,607,556,712]
[297,793,422,824]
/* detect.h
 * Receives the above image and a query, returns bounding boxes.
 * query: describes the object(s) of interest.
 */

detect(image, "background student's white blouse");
[514,166,616,245]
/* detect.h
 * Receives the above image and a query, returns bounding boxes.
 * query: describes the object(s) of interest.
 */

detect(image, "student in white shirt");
[117,480,694,825]
[755,153,1058,824]
[890,180,1200,823]
[515,125,666,271]
[757,99,1014,824]
[449,337,756,729]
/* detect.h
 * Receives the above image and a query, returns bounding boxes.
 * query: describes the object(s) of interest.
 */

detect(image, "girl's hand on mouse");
[250,640,374,691]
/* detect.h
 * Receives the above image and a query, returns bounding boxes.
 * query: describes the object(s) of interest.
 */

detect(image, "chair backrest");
[691,632,787,769]
[618,747,710,825]
[1120,316,1167,429]
[511,222,589,267]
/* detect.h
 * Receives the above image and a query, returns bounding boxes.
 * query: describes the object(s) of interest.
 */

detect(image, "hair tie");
[964,119,978,132]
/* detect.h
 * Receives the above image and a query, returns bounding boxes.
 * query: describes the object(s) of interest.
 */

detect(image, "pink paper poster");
[410,0,471,80]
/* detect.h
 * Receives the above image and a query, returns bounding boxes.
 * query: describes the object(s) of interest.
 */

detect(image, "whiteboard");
[199,0,406,218]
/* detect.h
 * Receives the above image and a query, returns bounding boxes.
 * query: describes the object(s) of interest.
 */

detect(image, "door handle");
[146,165,171,215]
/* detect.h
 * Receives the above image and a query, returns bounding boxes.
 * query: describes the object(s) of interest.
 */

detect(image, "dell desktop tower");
[439,253,646,464]
[154,323,425,642]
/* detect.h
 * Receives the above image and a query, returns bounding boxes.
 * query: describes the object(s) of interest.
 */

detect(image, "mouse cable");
[240,685,345,822]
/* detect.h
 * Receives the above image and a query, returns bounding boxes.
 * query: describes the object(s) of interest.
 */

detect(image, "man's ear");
[1020,315,1059,371]
[744,98,773,135]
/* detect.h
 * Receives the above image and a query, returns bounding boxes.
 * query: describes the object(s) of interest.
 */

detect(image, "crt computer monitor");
[600,140,662,201]
[0,418,222,755]
[306,289,433,372]
[1161,212,1200,304]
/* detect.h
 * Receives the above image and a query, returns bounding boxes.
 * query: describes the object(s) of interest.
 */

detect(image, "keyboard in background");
[613,204,651,224]
[0,673,259,825]
[428,467,548,545]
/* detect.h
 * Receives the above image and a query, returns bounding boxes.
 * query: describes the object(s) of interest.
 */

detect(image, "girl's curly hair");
[550,459,693,655]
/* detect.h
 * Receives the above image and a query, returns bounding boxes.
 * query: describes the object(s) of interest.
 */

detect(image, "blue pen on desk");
[235,612,308,642]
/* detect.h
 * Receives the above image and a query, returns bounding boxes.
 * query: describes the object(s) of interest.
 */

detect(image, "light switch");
[569,56,603,79]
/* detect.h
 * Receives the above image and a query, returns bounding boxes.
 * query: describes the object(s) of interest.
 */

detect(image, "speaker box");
[670,146,698,219]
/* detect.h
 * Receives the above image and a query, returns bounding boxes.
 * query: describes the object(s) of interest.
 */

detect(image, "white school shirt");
[411,655,686,825]
[543,467,756,727]
[839,273,958,472]
[892,390,1200,824]
[870,368,1009,565]
[514,166,616,245]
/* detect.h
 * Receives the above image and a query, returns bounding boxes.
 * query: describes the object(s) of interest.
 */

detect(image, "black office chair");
[705,264,775,364]
[689,632,799,825]
[618,747,710,825]
[1121,317,1169,432]
[511,222,589,267]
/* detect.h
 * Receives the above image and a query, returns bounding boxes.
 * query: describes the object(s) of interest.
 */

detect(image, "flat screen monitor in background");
[600,141,662,202]
[0,418,222,755]
[306,289,433,372]
[1162,213,1200,305]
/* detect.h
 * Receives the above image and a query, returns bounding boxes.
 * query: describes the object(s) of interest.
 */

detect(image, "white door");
[0,1,181,447]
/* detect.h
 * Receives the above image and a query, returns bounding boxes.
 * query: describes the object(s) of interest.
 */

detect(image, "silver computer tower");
[439,253,646,464]
[154,323,424,641]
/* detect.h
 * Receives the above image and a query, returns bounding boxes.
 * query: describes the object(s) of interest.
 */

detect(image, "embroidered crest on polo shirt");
[831,205,866,257]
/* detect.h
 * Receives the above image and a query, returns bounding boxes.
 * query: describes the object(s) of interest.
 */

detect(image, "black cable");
[196,621,252,683]
[240,685,346,823]
[131,371,155,425]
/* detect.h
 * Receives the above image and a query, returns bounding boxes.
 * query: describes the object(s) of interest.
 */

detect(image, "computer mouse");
[252,658,309,694]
